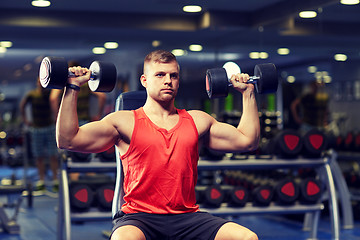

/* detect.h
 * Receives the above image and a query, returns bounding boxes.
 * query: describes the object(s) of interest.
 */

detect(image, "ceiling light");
[152,40,161,47]
[299,11,317,18]
[259,52,269,59]
[334,53,347,61]
[189,44,203,52]
[183,5,202,13]
[307,66,317,73]
[0,47,7,53]
[92,47,106,55]
[31,0,51,7]
[287,76,296,83]
[277,48,290,55]
[249,52,260,59]
[315,72,323,81]
[223,62,240,79]
[104,42,118,49]
[171,49,187,56]
[323,76,332,83]
[0,131,6,139]
[340,0,359,5]
[0,41,13,48]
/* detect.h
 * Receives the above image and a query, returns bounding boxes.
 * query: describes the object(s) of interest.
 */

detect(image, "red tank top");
[120,107,200,214]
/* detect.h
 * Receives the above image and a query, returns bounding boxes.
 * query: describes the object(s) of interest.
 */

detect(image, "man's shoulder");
[187,110,213,123]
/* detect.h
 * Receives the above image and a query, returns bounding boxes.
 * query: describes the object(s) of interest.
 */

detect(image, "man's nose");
[164,74,172,84]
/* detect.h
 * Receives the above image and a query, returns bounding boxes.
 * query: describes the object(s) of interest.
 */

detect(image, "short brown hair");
[143,50,178,73]
[144,50,177,64]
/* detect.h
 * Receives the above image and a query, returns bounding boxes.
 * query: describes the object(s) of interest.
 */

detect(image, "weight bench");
[0,185,25,234]
[111,91,147,218]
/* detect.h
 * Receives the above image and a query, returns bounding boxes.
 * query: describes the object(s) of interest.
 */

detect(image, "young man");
[56,50,260,240]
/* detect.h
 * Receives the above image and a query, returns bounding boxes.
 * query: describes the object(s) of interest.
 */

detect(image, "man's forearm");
[237,90,260,147]
[56,87,80,149]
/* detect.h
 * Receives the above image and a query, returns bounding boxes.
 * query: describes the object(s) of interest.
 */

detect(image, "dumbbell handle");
[68,70,98,80]
[227,75,260,86]
[227,75,260,92]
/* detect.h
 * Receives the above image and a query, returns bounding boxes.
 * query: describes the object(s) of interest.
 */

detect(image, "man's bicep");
[70,119,118,153]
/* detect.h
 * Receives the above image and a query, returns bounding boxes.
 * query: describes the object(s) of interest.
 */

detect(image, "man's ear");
[140,74,147,88]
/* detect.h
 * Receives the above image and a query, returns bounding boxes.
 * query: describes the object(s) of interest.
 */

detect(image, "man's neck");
[143,98,177,117]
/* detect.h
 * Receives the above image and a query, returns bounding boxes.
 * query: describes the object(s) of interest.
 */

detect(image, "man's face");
[141,60,180,102]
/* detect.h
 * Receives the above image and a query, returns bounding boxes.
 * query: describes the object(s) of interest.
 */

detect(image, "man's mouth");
[162,89,173,93]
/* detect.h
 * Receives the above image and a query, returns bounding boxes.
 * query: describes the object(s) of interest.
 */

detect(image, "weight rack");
[57,147,351,240]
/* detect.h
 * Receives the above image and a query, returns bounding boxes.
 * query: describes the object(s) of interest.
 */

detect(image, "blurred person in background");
[20,77,59,192]
[291,80,329,133]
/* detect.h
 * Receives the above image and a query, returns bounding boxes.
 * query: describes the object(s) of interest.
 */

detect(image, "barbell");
[39,56,117,92]
[205,63,278,98]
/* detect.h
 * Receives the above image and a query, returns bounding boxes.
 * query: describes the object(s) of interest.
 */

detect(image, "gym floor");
[0,167,359,240]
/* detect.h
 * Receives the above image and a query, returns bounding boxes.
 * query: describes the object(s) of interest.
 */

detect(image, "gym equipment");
[202,185,225,207]
[96,184,115,211]
[0,186,24,234]
[341,131,360,151]
[267,129,303,158]
[228,186,248,207]
[251,184,274,206]
[69,183,94,212]
[39,56,117,92]
[274,178,299,205]
[205,63,278,98]
[302,129,328,157]
[299,177,323,204]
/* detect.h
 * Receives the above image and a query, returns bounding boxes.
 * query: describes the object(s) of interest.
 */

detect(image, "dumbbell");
[205,63,278,98]
[251,184,274,206]
[302,128,328,158]
[263,129,303,159]
[274,178,299,205]
[228,186,249,207]
[69,183,94,212]
[298,177,323,204]
[39,56,117,92]
[198,185,225,207]
[96,183,115,211]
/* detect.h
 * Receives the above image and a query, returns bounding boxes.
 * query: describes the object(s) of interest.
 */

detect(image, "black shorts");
[111,211,229,240]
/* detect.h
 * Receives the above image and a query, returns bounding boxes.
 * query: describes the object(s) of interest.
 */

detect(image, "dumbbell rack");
[197,150,350,240]
[57,156,116,240]
[57,151,350,240]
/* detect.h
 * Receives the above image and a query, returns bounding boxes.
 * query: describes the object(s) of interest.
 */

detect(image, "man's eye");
[171,74,179,79]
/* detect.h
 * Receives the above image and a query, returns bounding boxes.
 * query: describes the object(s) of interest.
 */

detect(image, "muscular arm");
[191,74,260,153]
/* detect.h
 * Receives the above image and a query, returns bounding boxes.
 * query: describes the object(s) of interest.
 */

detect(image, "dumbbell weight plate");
[302,129,328,157]
[229,186,248,207]
[39,56,69,89]
[88,61,117,92]
[300,178,323,203]
[70,183,94,211]
[254,63,278,94]
[203,185,225,207]
[96,184,115,211]
[275,179,299,204]
[206,68,229,99]
[252,185,274,206]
